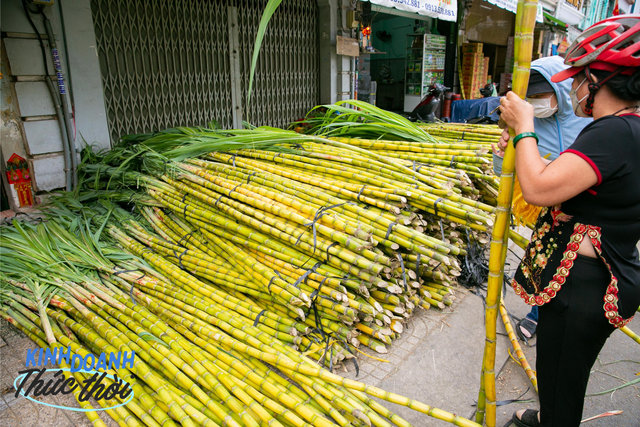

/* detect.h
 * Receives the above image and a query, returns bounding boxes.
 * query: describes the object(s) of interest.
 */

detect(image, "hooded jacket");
[493,56,592,174]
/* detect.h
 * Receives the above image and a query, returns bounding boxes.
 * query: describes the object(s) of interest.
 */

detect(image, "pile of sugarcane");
[0,103,503,427]
[74,126,497,357]
[0,214,480,427]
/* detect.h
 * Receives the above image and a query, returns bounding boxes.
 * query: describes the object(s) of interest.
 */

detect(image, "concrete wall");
[0,0,109,208]
[317,0,354,104]
[59,0,109,151]
[0,38,28,208]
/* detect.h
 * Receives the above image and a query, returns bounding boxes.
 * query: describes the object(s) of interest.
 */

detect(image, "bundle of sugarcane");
[0,210,482,427]
[78,129,486,354]
[417,123,502,146]
[320,136,500,208]
[324,137,493,173]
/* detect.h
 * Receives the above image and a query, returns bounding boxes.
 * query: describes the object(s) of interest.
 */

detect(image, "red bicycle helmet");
[551,15,640,114]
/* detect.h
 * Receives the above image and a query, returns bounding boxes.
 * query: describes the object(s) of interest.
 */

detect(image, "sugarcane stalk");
[478,0,538,425]
[620,326,640,345]
[499,301,538,392]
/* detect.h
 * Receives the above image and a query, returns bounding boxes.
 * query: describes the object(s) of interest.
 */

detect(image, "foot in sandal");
[503,409,540,427]
[516,318,537,340]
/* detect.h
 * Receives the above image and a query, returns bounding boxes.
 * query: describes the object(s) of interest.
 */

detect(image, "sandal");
[511,409,540,427]
[516,318,537,340]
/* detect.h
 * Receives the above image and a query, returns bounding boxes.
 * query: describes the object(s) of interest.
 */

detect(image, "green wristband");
[513,132,539,147]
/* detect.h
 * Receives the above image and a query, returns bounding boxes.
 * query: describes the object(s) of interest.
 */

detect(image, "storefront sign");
[337,36,360,56]
[365,0,458,22]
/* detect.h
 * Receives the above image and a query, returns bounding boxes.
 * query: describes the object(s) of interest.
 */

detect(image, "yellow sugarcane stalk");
[478,0,538,425]
[499,301,538,392]
[620,326,640,345]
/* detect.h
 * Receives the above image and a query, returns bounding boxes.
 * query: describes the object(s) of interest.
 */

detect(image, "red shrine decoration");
[6,153,33,207]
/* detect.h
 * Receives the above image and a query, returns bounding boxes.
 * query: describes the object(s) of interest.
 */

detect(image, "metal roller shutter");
[91,0,318,142]
[234,0,319,128]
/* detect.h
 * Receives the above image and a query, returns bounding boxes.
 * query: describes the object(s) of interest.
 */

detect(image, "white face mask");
[526,96,558,118]
[570,78,590,117]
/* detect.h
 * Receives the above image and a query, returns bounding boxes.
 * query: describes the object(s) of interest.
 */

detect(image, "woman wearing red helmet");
[497,15,640,427]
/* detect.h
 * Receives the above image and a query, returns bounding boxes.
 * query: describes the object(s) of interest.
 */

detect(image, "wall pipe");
[21,1,73,192]
[46,79,73,191]
[42,15,77,189]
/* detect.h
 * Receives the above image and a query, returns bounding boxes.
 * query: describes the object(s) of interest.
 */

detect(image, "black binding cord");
[267,276,277,293]
[302,203,348,253]
[113,269,145,305]
[385,222,397,239]
[434,198,444,217]
[397,253,408,291]
[246,171,258,183]
[357,185,367,202]
[293,262,323,288]
[214,194,225,209]
[177,230,196,247]
[176,248,189,271]
[325,241,339,262]
[253,310,267,327]
[229,182,243,195]
[458,227,489,290]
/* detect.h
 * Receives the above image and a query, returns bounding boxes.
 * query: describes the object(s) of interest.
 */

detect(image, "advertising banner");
[366,0,458,22]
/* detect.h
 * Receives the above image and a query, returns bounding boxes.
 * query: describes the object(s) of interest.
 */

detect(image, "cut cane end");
[373,345,388,354]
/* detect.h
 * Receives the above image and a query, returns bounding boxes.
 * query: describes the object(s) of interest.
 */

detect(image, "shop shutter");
[90,0,318,143]
[234,0,319,129]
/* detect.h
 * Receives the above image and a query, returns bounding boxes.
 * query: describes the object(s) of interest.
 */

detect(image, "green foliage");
[297,100,440,143]
[247,0,284,108]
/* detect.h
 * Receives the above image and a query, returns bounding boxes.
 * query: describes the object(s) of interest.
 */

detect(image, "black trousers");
[537,254,616,427]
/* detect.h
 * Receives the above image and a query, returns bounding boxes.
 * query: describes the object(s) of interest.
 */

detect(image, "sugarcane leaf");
[138,331,170,348]
[247,0,283,107]
[92,206,113,248]
[586,377,640,396]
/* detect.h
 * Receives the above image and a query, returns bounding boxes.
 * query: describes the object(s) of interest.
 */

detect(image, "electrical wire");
[21,0,50,79]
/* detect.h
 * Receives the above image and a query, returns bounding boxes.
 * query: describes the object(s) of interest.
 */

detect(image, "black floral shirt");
[512,115,640,329]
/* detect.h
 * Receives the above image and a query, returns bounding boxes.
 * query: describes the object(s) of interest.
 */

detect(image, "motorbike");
[409,83,449,122]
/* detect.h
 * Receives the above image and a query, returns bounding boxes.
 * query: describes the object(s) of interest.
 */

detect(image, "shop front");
[335,1,457,113]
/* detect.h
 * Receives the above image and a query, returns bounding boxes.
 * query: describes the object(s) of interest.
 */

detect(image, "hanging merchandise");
[361,24,373,52]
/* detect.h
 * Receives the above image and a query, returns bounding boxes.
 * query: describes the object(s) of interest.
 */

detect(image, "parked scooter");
[409,83,449,122]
